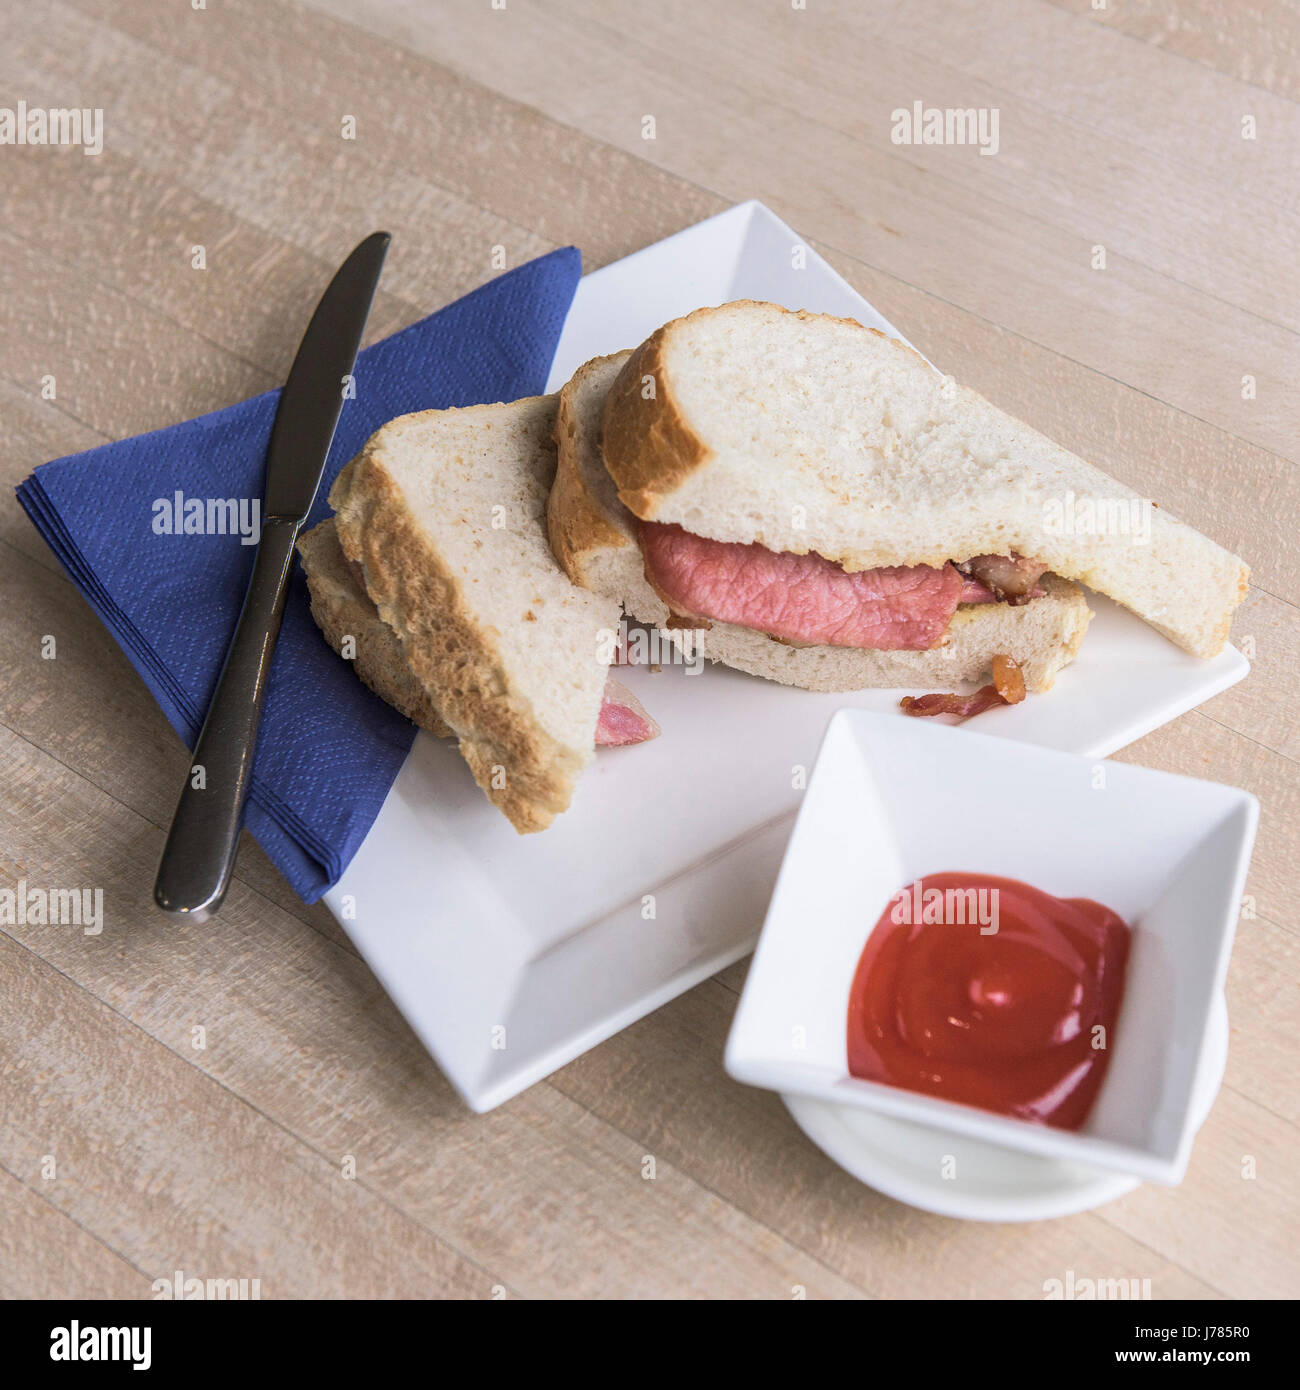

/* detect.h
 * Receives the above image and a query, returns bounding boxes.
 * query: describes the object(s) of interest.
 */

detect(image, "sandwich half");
[316,394,656,833]
[549,348,1093,692]
[547,301,1251,686]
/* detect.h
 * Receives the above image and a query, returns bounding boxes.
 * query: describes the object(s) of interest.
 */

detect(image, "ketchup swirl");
[847,873,1131,1130]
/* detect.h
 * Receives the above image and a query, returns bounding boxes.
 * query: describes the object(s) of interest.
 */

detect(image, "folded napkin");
[17,248,583,902]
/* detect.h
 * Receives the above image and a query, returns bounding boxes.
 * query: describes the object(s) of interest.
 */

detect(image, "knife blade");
[154,231,390,921]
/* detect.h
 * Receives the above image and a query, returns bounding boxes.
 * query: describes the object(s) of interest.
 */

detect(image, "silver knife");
[154,231,391,921]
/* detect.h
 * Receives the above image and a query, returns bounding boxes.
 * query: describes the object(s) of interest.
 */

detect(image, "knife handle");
[153,519,301,921]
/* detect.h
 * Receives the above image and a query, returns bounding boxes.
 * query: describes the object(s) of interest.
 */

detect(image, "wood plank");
[0,1166,153,1299]
[0,226,274,439]
[43,0,722,280]
[0,140,535,374]
[1049,0,1300,106]
[293,0,1300,459]
[888,0,1300,210]
[1101,1086,1300,1298]
[0,379,106,570]
[548,900,1298,1298]
[1,0,1294,1299]
[1111,716,1298,932]
[0,934,500,1298]
[1223,916,1300,1126]
[548,978,1222,1298]
[0,727,865,1298]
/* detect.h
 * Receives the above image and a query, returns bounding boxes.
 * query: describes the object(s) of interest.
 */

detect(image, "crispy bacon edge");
[899,654,1027,720]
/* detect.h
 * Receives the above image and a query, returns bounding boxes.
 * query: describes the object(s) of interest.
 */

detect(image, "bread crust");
[331,420,592,834]
[548,353,633,585]
[600,323,712,518]
[297,517,451,737]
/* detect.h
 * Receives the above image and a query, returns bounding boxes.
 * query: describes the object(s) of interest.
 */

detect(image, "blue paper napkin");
[17,247,583,903]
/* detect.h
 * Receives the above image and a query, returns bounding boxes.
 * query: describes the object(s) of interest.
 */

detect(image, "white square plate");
[325,201,1249,1112]
[724,711,1258,1186]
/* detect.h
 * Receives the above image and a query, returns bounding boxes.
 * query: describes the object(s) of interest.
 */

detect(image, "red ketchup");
[847,873,1131,1130]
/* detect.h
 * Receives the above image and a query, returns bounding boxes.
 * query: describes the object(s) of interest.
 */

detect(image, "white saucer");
[782,994,1229,1222]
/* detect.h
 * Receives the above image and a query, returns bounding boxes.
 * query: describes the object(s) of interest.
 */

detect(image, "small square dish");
[724,710,1258,1186]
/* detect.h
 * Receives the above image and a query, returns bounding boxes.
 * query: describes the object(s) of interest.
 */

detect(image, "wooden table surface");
[2,0,1297,1300]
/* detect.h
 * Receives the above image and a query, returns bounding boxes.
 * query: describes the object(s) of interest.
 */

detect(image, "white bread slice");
[330,395,623,833]
[600,302,1248,659]
[297,517,450,737]
[549,352,1092,693]
[300,515,661,747]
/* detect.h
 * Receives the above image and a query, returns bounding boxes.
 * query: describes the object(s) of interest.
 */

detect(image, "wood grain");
[0,0,1295,1299]
[302,0,1300,456]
